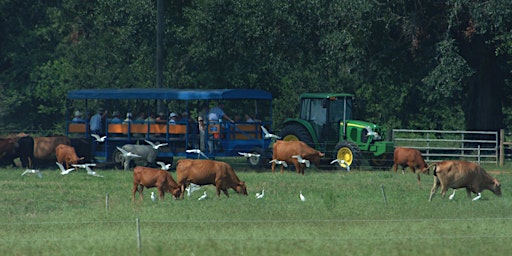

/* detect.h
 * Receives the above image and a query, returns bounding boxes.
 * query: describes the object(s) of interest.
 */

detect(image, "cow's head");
[235,181,248,195]
[306,151,325,167]
[170,187,182,199]
[491,179,502,196]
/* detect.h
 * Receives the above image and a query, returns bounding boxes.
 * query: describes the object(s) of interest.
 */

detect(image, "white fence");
[392,129,498,164]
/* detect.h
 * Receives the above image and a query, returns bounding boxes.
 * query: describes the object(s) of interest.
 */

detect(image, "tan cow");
[55,144,84,169]
[271,140,324,174]
[176,159,248,198]
[428,160,501,201]
[393,147,430,186]
[132,166,182,201]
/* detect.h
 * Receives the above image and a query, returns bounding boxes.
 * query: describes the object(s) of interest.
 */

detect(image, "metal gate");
[392,129,498,164]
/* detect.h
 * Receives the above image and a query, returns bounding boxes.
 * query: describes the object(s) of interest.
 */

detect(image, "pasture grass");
[0,164,511,256]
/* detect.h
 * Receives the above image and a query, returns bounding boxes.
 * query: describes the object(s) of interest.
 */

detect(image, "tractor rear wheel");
[333,141,362,170]
[279,124,314,147]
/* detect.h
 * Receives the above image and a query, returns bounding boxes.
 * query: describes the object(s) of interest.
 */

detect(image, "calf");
[271,140,324,174]
[55,144,84,169]
[121,144,157,170]
[393,147,429,186]
[176,159,248,198]
[428,160,501,201]
[132,166,181,201]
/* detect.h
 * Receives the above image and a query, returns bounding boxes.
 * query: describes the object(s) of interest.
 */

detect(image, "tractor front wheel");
[333,141,362,170]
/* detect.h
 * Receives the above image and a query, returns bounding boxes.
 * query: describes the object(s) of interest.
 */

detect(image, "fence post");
[500,129,504,166]
[136,218,141,252]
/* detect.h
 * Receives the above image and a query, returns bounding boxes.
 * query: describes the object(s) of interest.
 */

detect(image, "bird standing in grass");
[198,191,207,201]
[151,192,156,202]
[299,191,306,202]
[255,189,265,199]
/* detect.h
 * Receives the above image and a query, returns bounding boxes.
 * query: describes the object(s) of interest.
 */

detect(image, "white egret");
[260,126,281,139]
[144,140,168,150]
[156,161,172,170]
[186,149,209,159]
[21,169,43,178]
[299,191,306,202]
[56,162,75,175]
[198,191,207,201]
[292,155,310,168]
[91,134,107,142]
[269,159,288,168]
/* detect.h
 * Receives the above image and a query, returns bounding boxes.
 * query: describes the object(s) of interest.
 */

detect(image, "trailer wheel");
[246,147,266,169]
[333,141,362,170]
[112,149,124,169]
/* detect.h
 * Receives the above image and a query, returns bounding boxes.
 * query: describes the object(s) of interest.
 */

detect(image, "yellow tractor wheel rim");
[336,147,353,166]
[283,134,299,141]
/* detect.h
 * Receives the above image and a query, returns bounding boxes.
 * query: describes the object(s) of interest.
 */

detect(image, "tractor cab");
[299,93,353,144]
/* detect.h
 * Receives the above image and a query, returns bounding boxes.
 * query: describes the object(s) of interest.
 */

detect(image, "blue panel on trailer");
[67,88,272,100]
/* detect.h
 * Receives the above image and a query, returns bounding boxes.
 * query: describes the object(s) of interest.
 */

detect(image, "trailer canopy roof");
[68,88,272,100]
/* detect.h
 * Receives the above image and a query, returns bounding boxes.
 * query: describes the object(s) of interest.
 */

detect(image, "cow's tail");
[427,163,438,177]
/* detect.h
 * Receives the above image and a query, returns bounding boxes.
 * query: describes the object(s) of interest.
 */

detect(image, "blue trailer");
[66,88,274,168]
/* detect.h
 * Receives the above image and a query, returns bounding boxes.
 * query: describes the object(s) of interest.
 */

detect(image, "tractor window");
[329,97,352,123]
[300,99,326,126]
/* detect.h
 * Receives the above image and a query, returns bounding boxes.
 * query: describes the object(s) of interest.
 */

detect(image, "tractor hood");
[343,120,385,140]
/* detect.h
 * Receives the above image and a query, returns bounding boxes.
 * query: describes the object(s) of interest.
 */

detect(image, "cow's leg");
[132,184,138,201]
[158,188,165,200]
[280,165,284,174]
[393,163,398,173]
[271,162,276,173]
[222,189,229,197]
[138,185,144,201]
[440,184,448,198]
[428,176,440,201]
[416,173,421,187]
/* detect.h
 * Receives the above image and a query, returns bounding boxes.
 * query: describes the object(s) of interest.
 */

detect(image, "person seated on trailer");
[156,112,167,124]
[109,111,123,124]
[72,110,85,123]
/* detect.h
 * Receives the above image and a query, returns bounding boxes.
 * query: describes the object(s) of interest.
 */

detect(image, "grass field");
[0,163,511,256]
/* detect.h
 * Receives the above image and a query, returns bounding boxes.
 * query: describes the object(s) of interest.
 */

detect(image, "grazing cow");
[70,138,94,163]
[132,166,181,201]
[176,159,248,198]
[121,144,157,170]
[271,140,325,174]
[55,144,84,169]
[393,147,430,186]
[428,160,501,201]
[0,138,17,163]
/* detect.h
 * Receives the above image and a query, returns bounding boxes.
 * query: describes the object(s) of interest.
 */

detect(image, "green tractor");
[279,93,394,170]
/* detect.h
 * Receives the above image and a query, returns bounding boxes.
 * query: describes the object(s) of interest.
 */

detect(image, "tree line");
[1,0,511,135]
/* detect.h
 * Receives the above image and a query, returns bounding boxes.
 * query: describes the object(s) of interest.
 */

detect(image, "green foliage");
[0,167,511,255]
[1,0,512,133]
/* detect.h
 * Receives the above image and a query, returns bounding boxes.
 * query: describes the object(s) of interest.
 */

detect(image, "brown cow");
[176,159,248,198]
[428,160,501,201]
[393,147,429,186]
[0,138,18,163]
[34,136,71,160]
[271,140,325,174]
[55,144,84,169]
[133,166,182,201]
